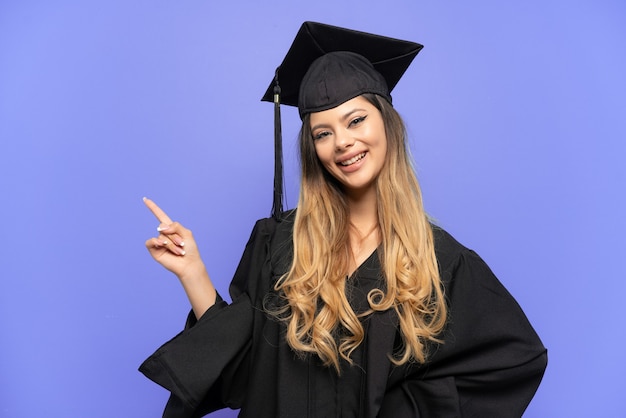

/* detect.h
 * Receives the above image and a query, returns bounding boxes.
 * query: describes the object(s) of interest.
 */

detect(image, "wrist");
[178,264,209,285]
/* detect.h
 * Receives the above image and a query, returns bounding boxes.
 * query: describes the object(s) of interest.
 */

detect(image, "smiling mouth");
[339,152,366,166]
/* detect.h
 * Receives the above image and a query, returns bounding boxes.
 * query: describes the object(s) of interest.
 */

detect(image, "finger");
[156,222,186,248]
[143,197,173,224]
[159,231,186,248]
[146,236,186,256]
[145,237,163,249]
[160,237,186,256]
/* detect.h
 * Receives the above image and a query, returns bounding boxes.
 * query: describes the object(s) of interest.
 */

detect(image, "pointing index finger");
[143,197,173,224]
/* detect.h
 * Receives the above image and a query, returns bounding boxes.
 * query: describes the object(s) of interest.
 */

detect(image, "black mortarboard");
[261,21,423,220]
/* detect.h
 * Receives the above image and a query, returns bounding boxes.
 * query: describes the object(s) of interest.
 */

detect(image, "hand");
[143,197,206,283]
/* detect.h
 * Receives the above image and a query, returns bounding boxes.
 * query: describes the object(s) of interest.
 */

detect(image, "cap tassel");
[271,68,284,221]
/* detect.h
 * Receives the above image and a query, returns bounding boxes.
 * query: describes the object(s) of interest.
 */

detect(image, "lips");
[338,152,366,166]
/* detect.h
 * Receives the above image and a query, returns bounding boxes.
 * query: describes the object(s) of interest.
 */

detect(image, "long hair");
[273,94,447,372]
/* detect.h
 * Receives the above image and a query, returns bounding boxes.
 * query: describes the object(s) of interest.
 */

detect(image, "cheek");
[314,142,333,165]
[379,130,389,157]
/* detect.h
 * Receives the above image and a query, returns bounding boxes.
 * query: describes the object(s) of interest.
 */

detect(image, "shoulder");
[430,224,492,287]
[244,209,296,246]
[431,224,469,269]
[228,210,296,300]
[247,210,296,276]
[247,210,295,249]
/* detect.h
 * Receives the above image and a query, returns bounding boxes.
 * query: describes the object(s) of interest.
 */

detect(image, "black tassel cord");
[272,68,284,221]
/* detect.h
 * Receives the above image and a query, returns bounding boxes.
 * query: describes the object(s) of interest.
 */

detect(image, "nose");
[334,130,355,151]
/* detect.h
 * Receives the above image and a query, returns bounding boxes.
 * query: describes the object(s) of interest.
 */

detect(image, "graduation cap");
[261,21,423,220]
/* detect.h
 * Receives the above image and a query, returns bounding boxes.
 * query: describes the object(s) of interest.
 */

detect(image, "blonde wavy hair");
[273,94,446,372]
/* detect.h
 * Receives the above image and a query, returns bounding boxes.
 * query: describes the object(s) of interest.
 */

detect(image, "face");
[309,96,387,197]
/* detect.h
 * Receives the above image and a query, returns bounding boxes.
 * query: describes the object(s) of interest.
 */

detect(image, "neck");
[346,186,380,274]
[346,185,378,228]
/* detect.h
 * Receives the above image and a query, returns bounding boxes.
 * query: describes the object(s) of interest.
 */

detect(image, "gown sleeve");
[379,229,547,418]
[138,217,277,417]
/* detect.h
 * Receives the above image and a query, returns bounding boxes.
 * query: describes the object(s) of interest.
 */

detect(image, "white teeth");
[340,152,366,166]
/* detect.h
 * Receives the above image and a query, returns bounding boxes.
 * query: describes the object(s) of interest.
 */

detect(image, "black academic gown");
[139,213,547,417]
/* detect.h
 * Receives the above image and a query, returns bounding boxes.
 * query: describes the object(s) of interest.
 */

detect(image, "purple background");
[1,1,624,417]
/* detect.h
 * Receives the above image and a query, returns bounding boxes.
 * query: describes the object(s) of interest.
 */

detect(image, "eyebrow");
[310,108,367,132]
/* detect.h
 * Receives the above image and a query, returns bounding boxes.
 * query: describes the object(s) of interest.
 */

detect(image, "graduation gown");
[139,213,547,417]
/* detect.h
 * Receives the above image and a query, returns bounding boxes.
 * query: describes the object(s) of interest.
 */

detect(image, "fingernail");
[180,250,186,256]
[179,241,185,247]
[161,240,169,246]
[157,226,170,232]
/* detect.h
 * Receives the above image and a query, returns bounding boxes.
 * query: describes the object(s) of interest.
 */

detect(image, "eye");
[349,115,367,127]
[312,130,331,141]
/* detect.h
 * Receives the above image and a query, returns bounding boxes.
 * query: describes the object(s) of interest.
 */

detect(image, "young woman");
[140,22,547,418]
